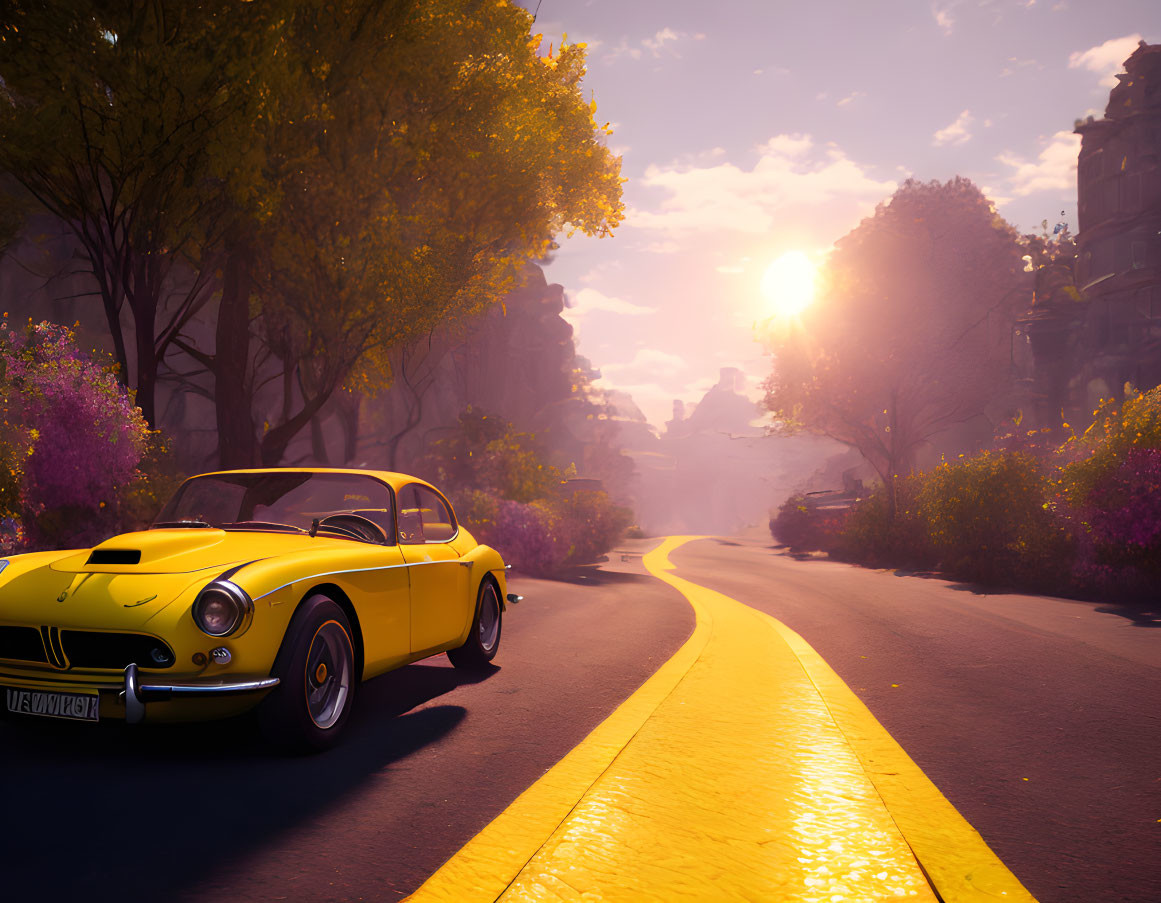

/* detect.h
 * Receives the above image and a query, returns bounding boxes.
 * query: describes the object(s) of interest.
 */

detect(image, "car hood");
[1,529,350,631]
[48,528,334,575]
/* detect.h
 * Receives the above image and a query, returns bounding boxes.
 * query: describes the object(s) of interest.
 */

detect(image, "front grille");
[59,631,175,669]
[0,626,48,664]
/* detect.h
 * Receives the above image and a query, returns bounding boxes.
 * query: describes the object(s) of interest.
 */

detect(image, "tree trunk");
[259,387,333,466]
[310,413,329,464]
[214,231,258,468]
[336,393,361,464]
[127,253,163,426]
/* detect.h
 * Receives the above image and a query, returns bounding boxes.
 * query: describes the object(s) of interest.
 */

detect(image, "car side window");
[416,486,456,542]
[397,484,457,544]
[397,484,425,544]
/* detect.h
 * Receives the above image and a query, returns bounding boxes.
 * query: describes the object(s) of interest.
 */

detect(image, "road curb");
[405,536,1037,902]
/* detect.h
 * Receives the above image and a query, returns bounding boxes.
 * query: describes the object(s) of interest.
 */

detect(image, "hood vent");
[86,549,142,566]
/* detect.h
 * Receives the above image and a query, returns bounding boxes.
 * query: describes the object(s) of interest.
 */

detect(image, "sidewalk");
[405,536,1036,902]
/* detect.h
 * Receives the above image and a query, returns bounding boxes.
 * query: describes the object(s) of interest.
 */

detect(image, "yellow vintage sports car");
[0,468,518,750]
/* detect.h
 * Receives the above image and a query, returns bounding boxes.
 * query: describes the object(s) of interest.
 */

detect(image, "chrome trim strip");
[251,559,462,602]
[119,661,280,720]
[138,677,280,697]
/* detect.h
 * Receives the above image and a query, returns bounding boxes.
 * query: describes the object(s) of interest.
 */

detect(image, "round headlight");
[192,581,252,637]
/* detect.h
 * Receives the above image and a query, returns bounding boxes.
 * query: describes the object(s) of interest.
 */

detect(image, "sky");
[511,0,1160,428]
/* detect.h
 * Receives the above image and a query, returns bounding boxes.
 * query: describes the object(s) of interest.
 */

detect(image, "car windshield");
[154,472,394,536]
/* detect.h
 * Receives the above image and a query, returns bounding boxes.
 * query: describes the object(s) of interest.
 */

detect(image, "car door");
[348,521,412,675]
[397,484,469,655]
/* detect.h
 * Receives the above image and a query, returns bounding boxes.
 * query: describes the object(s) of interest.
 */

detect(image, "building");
[1071,40,1161,404]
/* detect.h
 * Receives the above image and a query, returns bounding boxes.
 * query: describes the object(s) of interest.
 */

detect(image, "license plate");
[5,687,100,722]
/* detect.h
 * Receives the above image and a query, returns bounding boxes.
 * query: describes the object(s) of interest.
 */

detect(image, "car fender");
[459,543,509,613]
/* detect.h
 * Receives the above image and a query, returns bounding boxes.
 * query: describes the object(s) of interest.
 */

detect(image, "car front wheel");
[447,579,502,670]
[259,595,357,752]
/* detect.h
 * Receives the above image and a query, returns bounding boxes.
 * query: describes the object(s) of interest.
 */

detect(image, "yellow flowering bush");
[917,450,1072,589]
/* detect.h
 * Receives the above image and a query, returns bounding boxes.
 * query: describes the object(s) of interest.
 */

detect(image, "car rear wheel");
[259,595,356,753]
[447,579,502,670]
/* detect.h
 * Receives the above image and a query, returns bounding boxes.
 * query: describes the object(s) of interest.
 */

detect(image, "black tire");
[447,579,502,670]
[258,595,357,753]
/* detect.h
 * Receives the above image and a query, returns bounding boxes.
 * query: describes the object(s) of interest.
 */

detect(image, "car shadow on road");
[1094,604,1161,627]
[0,660,495,902]
[545,566,655,587]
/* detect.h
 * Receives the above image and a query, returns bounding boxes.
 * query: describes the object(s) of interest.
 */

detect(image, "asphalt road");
[5,536,1158,903]
[670,533,1161,903]
[0,561,692,903]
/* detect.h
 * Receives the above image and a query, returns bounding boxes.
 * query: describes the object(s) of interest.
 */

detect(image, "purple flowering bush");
[487,497,569,577]
[1067,447,1161,599]
[457,486,631,577]
[0,321,151,549]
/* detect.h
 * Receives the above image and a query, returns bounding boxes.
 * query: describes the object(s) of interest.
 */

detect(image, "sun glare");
[760,251,817,318]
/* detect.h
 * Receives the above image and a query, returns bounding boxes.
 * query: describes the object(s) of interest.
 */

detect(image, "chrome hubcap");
[478,588,500,653]
[305,620,351,729]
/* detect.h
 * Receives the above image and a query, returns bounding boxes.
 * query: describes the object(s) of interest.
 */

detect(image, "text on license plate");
[6,687,100,721]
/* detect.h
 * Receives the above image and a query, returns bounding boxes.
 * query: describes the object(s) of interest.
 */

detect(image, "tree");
[763,178,1027,517]
[0,1,282,426]
[1,2,622,466]
[170,0,623,466]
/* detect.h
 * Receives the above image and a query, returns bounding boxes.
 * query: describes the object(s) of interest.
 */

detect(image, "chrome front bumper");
[121,663,280,724]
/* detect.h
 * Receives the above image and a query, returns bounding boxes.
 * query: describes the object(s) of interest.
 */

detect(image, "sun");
[760,251,818,318]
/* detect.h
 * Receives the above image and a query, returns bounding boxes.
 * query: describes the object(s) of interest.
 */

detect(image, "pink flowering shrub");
[0,321,151,549]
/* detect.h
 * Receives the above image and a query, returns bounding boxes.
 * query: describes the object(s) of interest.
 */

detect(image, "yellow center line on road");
[405,536,1037,902]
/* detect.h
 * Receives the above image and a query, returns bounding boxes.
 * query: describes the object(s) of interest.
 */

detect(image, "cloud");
[1068,34,1142,88]
[564,287,655,318]
[604,27,690,63]
[625,134,896,237]
[600,348,687,380]
[997,130,1081,196]
[836,91,866,108]
[933,4,955,34]
[642,28,679,56]
[999,57,1038,77]
[932,109,974,147]
[578,261,622,284]
[757,134,814,157]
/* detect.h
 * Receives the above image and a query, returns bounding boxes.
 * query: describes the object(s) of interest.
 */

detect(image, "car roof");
[190,467,439,495]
